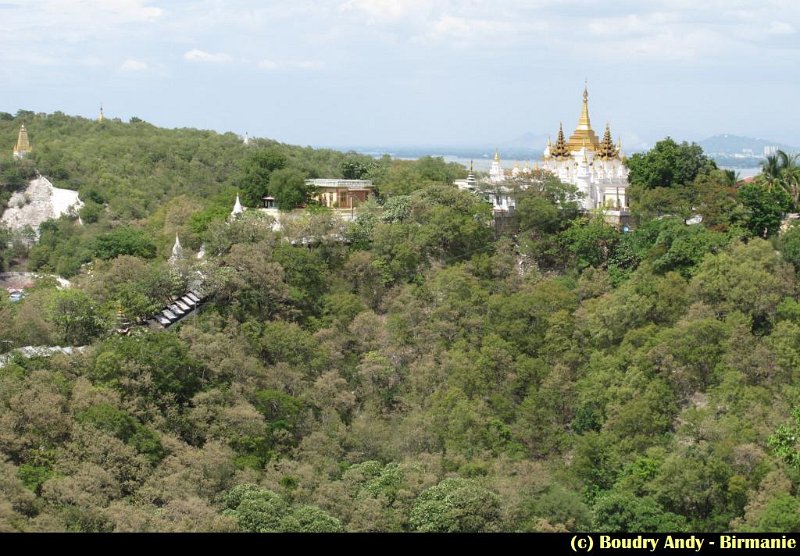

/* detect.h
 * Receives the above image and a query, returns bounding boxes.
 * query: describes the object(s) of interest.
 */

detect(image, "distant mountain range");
[698,134,798,155]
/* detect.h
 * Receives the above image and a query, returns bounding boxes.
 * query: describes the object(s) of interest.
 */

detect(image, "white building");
[306,179,374,209]
[455,160,516,214]
[540,87,629,213]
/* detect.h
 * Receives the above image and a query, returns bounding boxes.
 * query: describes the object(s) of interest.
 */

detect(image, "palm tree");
[780,151,800,206]
[760,153,782,192]
[723,169,739,187]
[760,150,800,206]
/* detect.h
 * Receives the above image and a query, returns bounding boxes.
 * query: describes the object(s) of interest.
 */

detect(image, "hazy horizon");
[2,1,800,150]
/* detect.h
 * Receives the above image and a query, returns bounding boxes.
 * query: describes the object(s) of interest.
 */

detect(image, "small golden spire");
[13,123,31,159]
[98,105,105,122]
[596,123,617,159]
[551,123,570,158]
[494,148,500,162]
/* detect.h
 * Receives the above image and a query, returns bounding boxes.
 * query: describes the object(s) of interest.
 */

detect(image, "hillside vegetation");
[0,112,799,532]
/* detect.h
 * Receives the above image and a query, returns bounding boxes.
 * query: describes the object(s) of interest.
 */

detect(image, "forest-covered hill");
[1,111,800,532]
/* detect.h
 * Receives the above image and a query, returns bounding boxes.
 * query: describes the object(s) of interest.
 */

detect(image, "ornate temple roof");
[550,123,571,158]
[596,123,619,159]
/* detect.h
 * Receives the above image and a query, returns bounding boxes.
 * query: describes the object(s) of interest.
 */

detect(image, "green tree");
[268,168,314,210]
[237,147,287,206]
[48,289,109,345]
[561,216,621,270]
[410,478,501,532]
[593,491,688,532]
[627,137,717,190]
[738,183,791,238]
[92,227,157,260]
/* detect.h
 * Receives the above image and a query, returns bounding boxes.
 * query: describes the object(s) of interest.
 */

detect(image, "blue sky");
[1,0,799,150]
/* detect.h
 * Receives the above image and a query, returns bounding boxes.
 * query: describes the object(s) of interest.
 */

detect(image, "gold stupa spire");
[551,123,570,158]
[98,105,105,122]
[567,84,600,151]
[596,123,617,159]
[494,148,500,162]
[13,124,31,159]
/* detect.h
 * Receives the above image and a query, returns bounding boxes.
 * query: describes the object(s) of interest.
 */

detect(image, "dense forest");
[1,110,800,532]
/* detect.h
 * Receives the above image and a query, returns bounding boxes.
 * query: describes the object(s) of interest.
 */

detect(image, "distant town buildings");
[764,145,778,157]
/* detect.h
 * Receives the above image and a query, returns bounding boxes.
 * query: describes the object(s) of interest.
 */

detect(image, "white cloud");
[183,49,232,63]
[258,59,279,70]
[766,21,795,35]
[338,0,429,21]
[44,0,163,23]
[119,58,148,71]
[258,59,322,70]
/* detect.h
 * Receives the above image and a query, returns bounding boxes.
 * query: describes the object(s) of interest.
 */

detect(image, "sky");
[1,0,799,150]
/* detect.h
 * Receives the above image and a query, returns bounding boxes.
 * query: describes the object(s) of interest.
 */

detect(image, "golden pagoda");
[566,85,600,152]
[98,105,105,123]
[13,124,31,159]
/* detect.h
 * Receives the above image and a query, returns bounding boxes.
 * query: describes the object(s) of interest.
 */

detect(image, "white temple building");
[541,86,629,213]
[458,87,629,220]
[169,234,184,266]
[489,150,505,184]
[230,194,244,219]
[455,159,517,214]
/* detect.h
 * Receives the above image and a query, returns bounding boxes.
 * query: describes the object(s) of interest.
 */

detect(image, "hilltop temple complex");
[460,86,630,219]
[541,86,629,212]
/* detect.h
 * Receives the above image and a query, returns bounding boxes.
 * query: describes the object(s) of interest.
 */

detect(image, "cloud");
[258,59,279,70]
[119,58,148,71]
[338,0,429,21]
[258,59,323,70]
[183,49,232,63]
[44,0,163,23]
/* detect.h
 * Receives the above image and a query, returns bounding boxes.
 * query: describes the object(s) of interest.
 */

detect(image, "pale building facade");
[455,160,517,214]
[307,179,374,209]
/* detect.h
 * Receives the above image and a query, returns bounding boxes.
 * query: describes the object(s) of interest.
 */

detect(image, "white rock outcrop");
[1,175,83,232]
